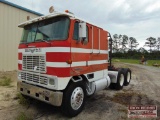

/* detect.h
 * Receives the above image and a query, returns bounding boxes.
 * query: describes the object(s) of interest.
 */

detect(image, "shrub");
[16,93,30,106]
[0,76,12,86]
[16,112,32,120]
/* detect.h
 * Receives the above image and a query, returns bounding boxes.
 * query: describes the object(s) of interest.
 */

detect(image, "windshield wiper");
[35,39,51,44]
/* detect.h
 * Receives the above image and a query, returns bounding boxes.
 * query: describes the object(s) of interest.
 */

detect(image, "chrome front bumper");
[17,81,63,106]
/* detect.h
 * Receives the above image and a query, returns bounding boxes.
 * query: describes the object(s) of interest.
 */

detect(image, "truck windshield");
[20,16,70,43]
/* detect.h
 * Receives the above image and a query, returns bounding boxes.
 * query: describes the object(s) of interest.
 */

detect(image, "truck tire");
[109,83,115,89]
[115,70,125,90]
[123,68,131,86]
[61,81,86,117]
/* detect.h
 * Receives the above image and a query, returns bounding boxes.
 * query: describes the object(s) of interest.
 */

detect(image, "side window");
[73,22,79,40]
[73,21,89,43]
[22,24,37,43]
[86,26,89,42]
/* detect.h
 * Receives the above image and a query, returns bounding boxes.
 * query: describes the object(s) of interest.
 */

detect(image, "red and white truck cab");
[17,9,131,117]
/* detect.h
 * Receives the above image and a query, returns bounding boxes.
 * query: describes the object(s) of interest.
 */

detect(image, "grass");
[3,92,11,101]
[15,94,32,120]
[16,93,30,106]
[148,60,160,66]
[113,59,160,67]
[16,112,32,120]
[0,76,12,86]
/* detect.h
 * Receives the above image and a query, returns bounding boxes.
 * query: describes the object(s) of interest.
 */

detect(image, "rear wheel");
[122,68,131,86]
[61,81,86,117]
[115,70,125,90]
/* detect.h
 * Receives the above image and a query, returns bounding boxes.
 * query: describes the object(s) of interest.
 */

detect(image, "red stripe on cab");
[47,67,70,77]
[46,52,71,62]
[18,64,22,70]
[18,53,22,60]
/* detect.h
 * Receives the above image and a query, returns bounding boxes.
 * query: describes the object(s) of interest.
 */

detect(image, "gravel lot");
[0,63,159,120]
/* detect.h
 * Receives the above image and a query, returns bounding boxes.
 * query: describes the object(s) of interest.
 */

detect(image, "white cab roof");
[18,11,103,29]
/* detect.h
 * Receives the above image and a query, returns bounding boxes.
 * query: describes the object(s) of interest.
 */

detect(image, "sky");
[7,0,160,48]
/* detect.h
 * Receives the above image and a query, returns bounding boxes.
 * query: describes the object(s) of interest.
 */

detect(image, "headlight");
[18,72,21,79]
[49,78,55,85]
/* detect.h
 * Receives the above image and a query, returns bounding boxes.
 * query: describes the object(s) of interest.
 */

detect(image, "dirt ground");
[0,63,160,120]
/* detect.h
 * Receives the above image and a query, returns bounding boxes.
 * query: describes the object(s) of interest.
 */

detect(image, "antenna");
[49,6,54,13]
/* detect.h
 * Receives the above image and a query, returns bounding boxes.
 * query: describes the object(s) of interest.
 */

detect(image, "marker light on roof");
[65,10,69,13]
[65,10,74,14]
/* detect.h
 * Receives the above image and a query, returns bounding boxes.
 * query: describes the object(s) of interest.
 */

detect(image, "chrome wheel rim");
[120,74,124,86]
[71,87,84,110]
[127,72,131,83]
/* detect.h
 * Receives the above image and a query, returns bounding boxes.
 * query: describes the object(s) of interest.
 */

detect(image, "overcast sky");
[7,0,160,48]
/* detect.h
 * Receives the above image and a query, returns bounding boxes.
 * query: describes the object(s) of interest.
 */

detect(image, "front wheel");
[61,81,86,117]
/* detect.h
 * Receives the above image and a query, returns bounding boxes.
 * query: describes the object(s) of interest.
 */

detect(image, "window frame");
[20,16,71,44]
[73,21,89,43]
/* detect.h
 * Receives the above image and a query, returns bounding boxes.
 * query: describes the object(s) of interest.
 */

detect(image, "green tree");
[112,34,121,52]
[121,35,128,49]
[128,37,139,50]
[156,37,160,51]
[144,37,156,53]
[138,47,148,54]
[118,35,129,53]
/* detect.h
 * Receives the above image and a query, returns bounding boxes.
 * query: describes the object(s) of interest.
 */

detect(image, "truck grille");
[21,72,48,85]
[22,55,46,73]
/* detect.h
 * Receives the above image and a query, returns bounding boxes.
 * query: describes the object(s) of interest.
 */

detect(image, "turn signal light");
[65,10,74,15]
[65,10,69,13]
[66,59,72,64]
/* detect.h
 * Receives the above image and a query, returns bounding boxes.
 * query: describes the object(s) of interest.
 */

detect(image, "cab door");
[70,21,91,76]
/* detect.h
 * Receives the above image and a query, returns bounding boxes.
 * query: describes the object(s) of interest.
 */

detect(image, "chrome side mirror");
[79,22,86,39]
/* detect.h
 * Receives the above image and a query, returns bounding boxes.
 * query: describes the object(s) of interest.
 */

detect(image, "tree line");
[111,34,160,60]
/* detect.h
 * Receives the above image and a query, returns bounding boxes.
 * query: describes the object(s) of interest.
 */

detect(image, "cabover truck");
[17,8,131,117]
